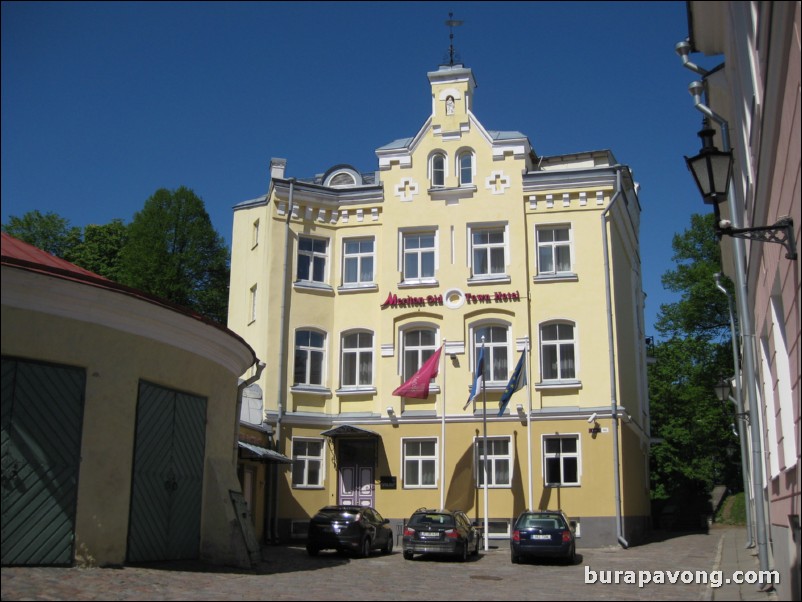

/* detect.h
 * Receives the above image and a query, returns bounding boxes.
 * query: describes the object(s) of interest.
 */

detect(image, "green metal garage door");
[1,357,85,566]
[127,381,207,562]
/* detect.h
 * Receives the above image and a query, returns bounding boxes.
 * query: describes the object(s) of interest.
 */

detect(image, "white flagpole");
[481,336,489,551]
[525,345,533,512]
[440,341,446,510]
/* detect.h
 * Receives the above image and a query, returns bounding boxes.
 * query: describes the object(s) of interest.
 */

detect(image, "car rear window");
[409,513,456,528]
[315,508,359,521]
[517,514,566,529]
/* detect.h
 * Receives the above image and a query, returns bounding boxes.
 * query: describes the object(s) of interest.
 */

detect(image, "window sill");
[533,273,578,283]
[535,380,582,391]
[294,281,334,294]
[467,275,511,285]
[544,483,581,488]
[336,386,377,396]
[337,283,378,294]
[290,385,332,396]
[398,279,439,288]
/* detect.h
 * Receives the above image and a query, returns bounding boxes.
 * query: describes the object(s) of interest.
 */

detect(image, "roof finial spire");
[444,12,464,66]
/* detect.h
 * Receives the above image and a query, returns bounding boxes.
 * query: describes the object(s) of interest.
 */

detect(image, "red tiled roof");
[1,232,105,280]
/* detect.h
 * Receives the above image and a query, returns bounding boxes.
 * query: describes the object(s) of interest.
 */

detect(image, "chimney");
[270,158,287,180]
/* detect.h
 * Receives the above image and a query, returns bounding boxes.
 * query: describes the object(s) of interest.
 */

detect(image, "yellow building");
[228,62,651,548]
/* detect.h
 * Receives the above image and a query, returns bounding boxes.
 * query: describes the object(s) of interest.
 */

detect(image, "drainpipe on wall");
[687,82,770,579]
[272,177,295,543]
[714,273,754,548]
[601,166,629,549]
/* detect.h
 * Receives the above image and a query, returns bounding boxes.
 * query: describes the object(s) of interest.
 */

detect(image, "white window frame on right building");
[542,433,581,487]
[535,224,574,278]
[291,437,326,489]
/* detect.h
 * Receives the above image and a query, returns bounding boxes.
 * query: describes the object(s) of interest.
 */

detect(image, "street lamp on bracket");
[685,124,797,260]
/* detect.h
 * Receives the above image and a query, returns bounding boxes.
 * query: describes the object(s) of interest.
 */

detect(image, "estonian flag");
[463,346,485,410]
[392,345,443,399]
[497,350,526,416]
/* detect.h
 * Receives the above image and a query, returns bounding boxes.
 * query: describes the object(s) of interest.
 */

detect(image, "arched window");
[341,331,373,387]
[294,329,326,386]
[402,328,438,381]
[472,324,509,383]
[539,322,576,381]
[458,151,474,186]
[431,153,446,188]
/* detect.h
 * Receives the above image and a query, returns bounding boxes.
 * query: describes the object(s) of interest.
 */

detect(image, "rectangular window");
[403,232,436,283]
[475,436,512,487]
[249,284,257,323]
[403,439,437,488]
[343,238,375,286]
[252,219,260,248]
[543,435,580,486]
[471,227,506,277]
[292,438,324,488]
[403,328,437,381]
[297,236,328,284]
[537,226,572,275]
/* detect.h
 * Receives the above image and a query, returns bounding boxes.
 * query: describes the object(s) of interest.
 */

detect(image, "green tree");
[2,210,81,257]
[117,187,229,323]
[649,213,741,511]
[64,219,129,281]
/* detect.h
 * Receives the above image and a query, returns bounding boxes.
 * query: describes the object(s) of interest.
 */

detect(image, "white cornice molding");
[2,268,255,375]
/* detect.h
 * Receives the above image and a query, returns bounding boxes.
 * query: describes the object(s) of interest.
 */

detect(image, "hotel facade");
[228,62,651,548]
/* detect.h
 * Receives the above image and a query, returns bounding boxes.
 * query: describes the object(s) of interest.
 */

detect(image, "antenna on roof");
[444,12,463,66]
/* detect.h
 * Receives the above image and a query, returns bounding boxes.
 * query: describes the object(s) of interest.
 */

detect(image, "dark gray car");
[402,508,480,561]
[306,505,394,557]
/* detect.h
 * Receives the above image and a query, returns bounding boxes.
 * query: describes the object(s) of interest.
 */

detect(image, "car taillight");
[444,529,459,540]
[403,527,415,537]
[562,530,572,543]
[512,530,521,542]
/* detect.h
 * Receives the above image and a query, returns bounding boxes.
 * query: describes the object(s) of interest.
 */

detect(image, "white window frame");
[291,437,326,488]
[293,328,326,387]
[458,150,475,186]
[340,330,374,389]
[468,224,509,279]
[474,436,512,488]
[536,224,573,277]
[400,326,439,384]
[542,434,581,486]
[400,230,438,285]
[402,437,438,489]
[539,321,577,382]
[297,235,329,285]
[430,152,447,188]
[470,322,511,385]
[342,237,375,287]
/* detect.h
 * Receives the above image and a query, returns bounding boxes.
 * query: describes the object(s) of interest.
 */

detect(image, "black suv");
[402,508,481,561]
[510,509,576,564]
[306,505,394,557]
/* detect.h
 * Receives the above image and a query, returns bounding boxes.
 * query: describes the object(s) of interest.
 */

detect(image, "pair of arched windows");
[430,151,474,188]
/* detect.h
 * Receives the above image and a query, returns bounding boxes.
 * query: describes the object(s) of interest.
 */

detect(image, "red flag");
[392,346,443,399]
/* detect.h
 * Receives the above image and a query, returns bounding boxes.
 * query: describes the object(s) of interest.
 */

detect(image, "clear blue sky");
[1,1,723,339]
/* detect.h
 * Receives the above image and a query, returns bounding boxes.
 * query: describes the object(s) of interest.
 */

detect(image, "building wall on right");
[687,2,800,600]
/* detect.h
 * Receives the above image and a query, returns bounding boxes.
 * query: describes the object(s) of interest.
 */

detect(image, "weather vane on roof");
[444,12,464,66]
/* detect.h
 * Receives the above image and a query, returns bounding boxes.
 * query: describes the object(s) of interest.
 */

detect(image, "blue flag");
[463,346,485,410]
[498,350,526,416]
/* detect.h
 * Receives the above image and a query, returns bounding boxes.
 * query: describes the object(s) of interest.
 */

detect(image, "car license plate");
[531,534,551,540]
[420,532,440,538]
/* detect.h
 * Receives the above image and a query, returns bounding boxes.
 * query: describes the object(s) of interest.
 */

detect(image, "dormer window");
[323,165,362,188]
[431,153,446,188]
[330,172,355,186]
